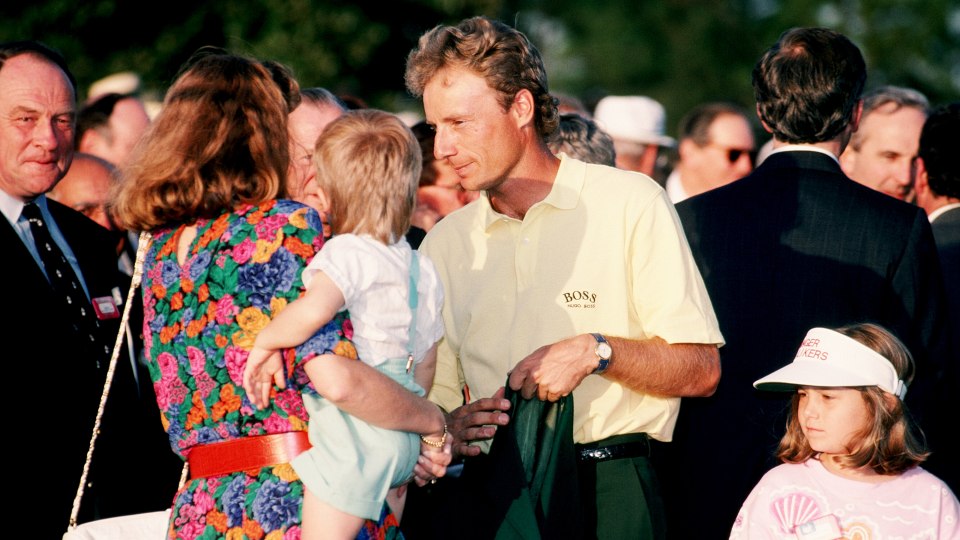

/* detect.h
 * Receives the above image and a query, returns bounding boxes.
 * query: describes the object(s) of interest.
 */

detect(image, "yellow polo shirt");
[420,155,723,444]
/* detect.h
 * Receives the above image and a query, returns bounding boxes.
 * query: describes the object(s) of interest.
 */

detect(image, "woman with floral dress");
[111,50,448,540]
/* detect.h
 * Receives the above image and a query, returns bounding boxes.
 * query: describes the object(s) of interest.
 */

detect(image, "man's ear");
[511,89,536,129]
[914,156,929,193]
[850,99,864,132]
[77,130,104,154]
[755,105,773,134]
[678,138,697,162]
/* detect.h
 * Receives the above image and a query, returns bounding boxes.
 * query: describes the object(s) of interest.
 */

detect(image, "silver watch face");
[597,341,612,359]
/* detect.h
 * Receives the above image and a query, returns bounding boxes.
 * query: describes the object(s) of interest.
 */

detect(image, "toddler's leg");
[386,485,407,522]
[302,486,364,540]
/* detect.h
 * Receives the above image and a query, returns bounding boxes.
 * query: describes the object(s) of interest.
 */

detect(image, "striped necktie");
[21,202,109,366]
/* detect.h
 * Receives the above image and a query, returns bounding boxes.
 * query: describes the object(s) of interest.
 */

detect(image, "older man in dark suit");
[1,41,178,538]
[659,28,952,537]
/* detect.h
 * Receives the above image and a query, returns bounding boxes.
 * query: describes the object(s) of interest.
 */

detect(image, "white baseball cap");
[593,95,675,147]
[754,327,907,399]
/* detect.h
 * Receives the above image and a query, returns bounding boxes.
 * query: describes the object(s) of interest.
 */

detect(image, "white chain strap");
[67,232,153,530]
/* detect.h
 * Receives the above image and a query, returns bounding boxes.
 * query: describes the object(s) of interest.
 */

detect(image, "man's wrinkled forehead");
[0,51,76,99]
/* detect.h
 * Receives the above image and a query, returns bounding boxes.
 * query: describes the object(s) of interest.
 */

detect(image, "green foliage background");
[2,0,957,136]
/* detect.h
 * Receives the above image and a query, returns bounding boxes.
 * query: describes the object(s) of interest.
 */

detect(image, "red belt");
[187,432,311,479]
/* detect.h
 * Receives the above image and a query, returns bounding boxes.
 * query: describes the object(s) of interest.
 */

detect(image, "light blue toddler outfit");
[292,234,443,520]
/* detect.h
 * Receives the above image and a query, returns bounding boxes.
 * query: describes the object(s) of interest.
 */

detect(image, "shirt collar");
[665,170,689,203]
[929,202,960,223]
[480,153,582,230]
[768,144,840,165]
[0,189,48,227]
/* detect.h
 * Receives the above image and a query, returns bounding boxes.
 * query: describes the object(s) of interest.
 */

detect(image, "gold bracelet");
[420,424,448,448]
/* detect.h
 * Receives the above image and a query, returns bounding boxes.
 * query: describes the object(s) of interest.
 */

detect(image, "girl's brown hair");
[777,322,929,475]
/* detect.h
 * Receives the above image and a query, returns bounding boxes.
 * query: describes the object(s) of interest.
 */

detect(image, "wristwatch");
[590,333,612,374]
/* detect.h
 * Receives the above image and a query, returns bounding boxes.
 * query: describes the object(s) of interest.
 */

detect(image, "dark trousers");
[402,433,663,539]
[578,453,665,539]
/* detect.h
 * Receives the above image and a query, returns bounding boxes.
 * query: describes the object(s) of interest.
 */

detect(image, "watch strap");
[591,333,611,374]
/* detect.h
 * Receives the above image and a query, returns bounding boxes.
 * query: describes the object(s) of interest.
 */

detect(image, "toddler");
[244,109,446,539]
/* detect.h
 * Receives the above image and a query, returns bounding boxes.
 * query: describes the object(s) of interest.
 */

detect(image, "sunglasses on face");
[703,142,757,165]
[723,147,757,165]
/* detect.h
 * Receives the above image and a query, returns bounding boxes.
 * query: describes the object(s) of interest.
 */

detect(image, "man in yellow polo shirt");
[405,17,723,539]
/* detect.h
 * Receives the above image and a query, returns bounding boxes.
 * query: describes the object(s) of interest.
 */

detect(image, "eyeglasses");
[706,143,757,165]
[725,147,756,165]
[726,148,756,164]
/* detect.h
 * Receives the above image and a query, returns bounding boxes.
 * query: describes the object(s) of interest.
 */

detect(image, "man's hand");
[242,346,286,409]
[445,386,511,459]
[508,334,597,401]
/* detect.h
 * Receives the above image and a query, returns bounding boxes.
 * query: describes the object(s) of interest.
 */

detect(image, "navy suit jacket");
[661,151,952,538]
[932,206,960,327]
[3,199,179,537]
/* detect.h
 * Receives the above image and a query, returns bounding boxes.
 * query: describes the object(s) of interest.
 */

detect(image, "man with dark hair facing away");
[665,28,951,537]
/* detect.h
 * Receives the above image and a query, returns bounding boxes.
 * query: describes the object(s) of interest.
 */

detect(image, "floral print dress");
[142,200,402,540]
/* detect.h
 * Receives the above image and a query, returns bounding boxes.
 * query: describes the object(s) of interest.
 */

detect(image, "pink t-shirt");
[731,459,960,539]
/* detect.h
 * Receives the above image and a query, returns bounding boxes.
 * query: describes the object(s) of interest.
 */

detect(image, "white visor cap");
[754,327,907,400]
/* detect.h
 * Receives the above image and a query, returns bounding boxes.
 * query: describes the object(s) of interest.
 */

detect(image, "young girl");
[730,323,960,539]
[243,109,447,539]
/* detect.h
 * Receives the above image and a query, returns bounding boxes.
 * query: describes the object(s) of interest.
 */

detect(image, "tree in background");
[0,0,485,107]
[2,0,957,137]
[514,0,959,138]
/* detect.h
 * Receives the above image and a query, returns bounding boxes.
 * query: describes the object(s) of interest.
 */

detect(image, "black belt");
[575,433,650,463]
